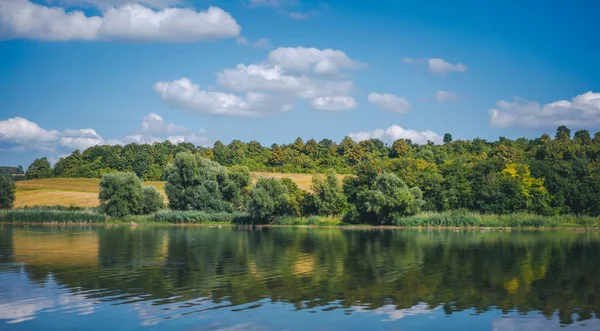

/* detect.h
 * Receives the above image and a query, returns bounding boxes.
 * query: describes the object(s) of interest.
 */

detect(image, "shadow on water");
[1,224,600,329]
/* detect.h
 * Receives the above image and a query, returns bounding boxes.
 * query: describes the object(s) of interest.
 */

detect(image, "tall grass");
[153,210,250,224]
[0,206,106,223]
[392,211,600,228]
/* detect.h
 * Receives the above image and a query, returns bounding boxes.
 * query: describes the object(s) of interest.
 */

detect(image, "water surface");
[1,225,599,330]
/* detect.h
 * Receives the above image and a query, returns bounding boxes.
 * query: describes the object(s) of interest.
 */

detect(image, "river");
[1,225,599,330]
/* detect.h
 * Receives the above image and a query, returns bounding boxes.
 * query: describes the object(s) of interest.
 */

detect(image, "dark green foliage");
[141,186,164,214]
[247,178,296,223]
[26,157,52,179]
[99,172,143,217]
[0,175,16,209]
[21,125,600,217]
[355,172,424,225]
[163,152,249,212]
[310,169,347,215]
[0,166,24,175]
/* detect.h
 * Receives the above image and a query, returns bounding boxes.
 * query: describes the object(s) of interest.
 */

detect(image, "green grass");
[392,211,600,228]
[1,207,598,229]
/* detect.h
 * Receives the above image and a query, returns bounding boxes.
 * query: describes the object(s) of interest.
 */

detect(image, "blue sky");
[1,0,599,167]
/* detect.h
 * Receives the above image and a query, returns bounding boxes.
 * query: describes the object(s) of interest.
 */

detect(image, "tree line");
[17,126,600,216]
[99,152,424,224]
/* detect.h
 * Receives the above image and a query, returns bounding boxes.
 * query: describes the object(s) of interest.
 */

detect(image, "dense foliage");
[99,172,143,217]
[0,175,16,209]
[163,152,250,212]
[141,186,164,215]
[25,157,52,179]
[25,126,600,216]
[0,166,24,175]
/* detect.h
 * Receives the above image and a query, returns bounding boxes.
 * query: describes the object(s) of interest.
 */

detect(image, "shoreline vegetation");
[1,207,598,230]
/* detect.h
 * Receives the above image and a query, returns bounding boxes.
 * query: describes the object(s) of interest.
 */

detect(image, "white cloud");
[158,47,361,115]
[352,303,435,322]
[349,125,443,145]
[217,63,354,98]
[0,0,241,42]
[368,93,411,114]
[0,117,59,150]
[489,91,600,128]
[427,58,467,74]
[43,0,181,10]
[435,90,459,102]
[154,78,293,117]
[253,38,271,49]
[59,128,104,150]
[0,113,210,153]
[267,47,364,75]
[311,96,357,111]
[236,36,249,45]
[403,57,466,74]
[141,112,187,135]
[289,10,318,20]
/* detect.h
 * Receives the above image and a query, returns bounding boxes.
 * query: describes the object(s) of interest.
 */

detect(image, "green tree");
[26,157,52,179]
[99,172,143,217]
[140,186,165,214]
[247,178,294,222]
[356,172,423,225]
[443,133,453,144]
[310,169,347,215]
[0,175,16,209]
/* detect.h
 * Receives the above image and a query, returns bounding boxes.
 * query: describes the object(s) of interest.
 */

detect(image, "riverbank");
[1,207,599,229]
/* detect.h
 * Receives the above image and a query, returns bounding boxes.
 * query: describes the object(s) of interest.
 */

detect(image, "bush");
[0,175,16,209]
[247,178,296,223]
[99,172,142,217]
[310,169,347,216]
[141,186,164,214]
[164,152,250,212]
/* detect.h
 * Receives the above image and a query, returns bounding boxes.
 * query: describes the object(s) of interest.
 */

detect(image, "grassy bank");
[1,208,599,229]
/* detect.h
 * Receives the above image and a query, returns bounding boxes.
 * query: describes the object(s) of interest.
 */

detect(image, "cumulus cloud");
[435,90,459,102]
[267,47,364,75]
[368,93,411,114]
[158,47,362,116]
[0,0,241,42]
[59,128,104,150]
[141,112,187,135]
[428,58,467,74]
[0,113,210,153]
[253,38,272,49]
[154,78,293,117]
[236,36,249,45]
[349,125,443,145]
[311,96,357,111]
[489,91,600,128]
[43,0,181,10]
[0,117,59,150]
[403,57,467,74]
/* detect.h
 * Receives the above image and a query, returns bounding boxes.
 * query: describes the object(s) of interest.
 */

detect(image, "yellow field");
[14,173,343,208]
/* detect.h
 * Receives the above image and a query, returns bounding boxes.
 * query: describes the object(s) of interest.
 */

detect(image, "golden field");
[14,173,343,208]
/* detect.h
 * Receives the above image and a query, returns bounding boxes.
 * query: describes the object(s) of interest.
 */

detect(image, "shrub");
[0,175,16,209]
[310,169,347,216]
[141,186,164,214]
[99,172,142,217]
[247,178,296,223]
[0,208,106,223]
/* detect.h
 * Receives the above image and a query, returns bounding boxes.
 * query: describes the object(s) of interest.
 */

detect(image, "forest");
[16,126,600,217]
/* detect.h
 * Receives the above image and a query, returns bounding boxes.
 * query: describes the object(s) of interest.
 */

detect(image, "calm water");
[1,225,600,330]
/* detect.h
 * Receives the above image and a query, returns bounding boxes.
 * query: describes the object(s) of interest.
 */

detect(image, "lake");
[1,225,600,330]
